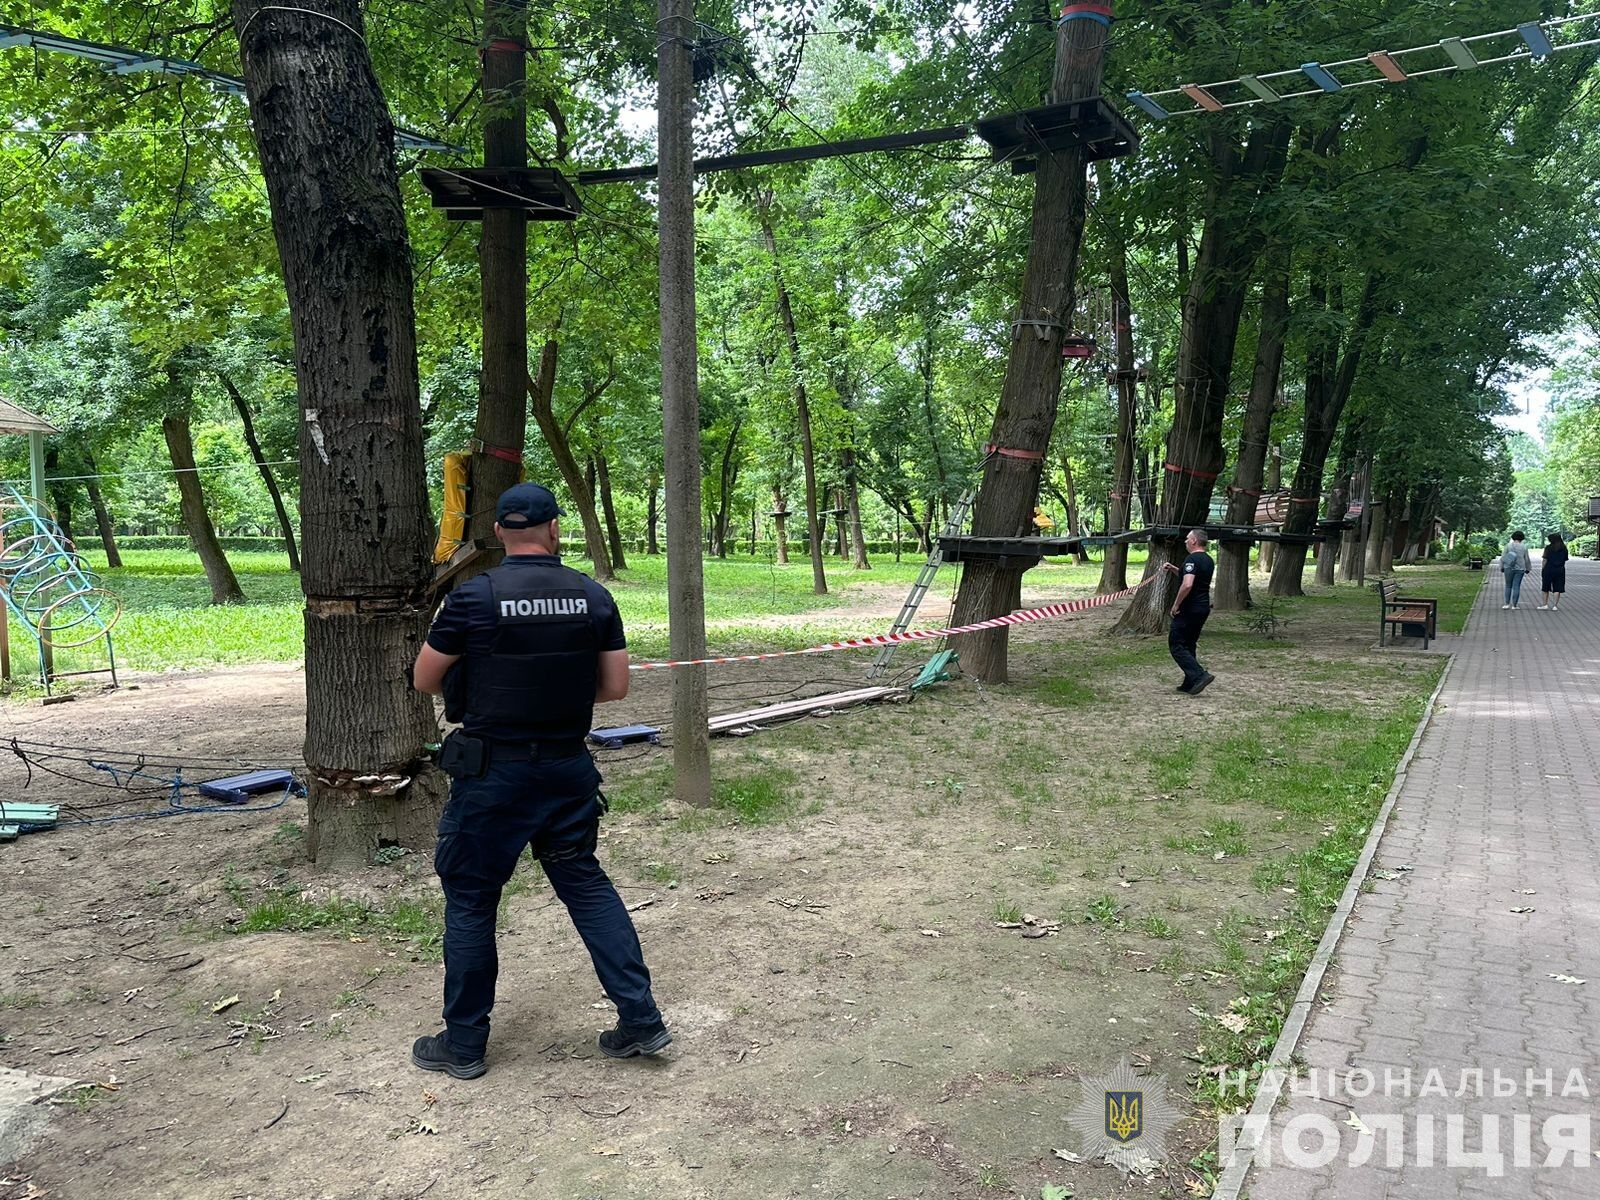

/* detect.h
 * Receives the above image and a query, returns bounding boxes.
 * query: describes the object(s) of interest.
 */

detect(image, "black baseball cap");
[496,483,564,529]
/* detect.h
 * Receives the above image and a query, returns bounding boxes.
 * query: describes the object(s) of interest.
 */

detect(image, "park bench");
[1377,579,1438,649]
[1465,556,1484,570]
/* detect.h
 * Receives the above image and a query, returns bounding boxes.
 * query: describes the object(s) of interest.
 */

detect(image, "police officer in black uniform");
[409,483,669,1078]
[1162,528,1215,695]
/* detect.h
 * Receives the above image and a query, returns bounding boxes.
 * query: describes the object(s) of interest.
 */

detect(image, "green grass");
[232,884,445,960]
[710,766,798,825]
[3,546,1142,684]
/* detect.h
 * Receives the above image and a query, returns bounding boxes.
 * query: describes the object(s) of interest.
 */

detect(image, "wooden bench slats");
[1377,579,1437,649]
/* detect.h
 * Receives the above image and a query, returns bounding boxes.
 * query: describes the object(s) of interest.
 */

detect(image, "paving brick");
[1247,563,1600,1200]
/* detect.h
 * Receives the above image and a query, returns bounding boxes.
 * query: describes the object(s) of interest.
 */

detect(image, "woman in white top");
[1501,531,1532,609]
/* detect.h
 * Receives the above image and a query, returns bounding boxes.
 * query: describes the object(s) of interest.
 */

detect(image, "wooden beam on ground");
[708,687,906,736]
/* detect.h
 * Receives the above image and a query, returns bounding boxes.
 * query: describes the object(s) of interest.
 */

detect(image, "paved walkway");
[1247,557,1600,1199]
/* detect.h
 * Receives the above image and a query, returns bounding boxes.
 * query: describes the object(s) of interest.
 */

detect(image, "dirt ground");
[0,583,1446,1200]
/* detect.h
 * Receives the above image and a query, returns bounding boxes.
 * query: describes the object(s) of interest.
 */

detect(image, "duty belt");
[488,738,588,762]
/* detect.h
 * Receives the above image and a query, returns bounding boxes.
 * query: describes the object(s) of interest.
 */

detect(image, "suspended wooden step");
[417,167,581,221]
[974,97,1139,171]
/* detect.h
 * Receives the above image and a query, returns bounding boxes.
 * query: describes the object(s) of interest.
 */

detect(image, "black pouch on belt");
[437,731,489,779]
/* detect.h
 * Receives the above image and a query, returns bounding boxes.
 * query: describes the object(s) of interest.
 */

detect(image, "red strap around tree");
[472,440,524,466]
[1163,461,1218,481]
[985,443,1046,461]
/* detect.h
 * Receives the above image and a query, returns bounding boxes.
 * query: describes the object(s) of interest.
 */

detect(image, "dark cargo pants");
[1169,608,1210,690]
[433,751,660,1056]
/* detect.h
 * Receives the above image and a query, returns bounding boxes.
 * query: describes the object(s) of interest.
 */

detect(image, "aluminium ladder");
[868,487,975,678]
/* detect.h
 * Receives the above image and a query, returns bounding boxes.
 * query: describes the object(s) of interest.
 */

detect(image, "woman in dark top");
[1539,532,1570,611]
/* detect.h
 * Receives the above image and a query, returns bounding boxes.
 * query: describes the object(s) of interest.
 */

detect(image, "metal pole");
[28,431,45,505]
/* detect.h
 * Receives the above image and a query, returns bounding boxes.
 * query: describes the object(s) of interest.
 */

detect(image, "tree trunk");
[462,0,530,578]
[161,412,246,605]
[1259,444,1282,575]
[1365,497,1388,576]
[917,327,949,512]
[594,451,628,569]
[235,0,447,864]
[948,10,1109,680]
[82,452,122,568]
[1215,244,1290,611]
[714,417,742,561]
[1389,487,1412,567]
[219,371,301,572]
[1098,212,1136,594]
[757,197,826,595]
[1059,452,1090,564]
[43,449,74,544]
[771,487,790,564]
[526,340,614,579]
[646,471,661,554]
[1116,121,1293,634]
[1267,271,1383,597]
[844,450,869,570]
[1316,471,1350,587]
[1340,460,1367,581]
[658,0,711,805]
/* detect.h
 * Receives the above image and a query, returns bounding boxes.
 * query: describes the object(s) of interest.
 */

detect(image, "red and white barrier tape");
[629,576,1157,671]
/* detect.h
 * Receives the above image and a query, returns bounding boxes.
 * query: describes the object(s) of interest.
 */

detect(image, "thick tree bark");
[1268,271,1383,596]
[1098,215,1136,593]
[82,452,122,568]
[462,0,529,578]
[757,196,826,595]
[219,371,301,572]
[235,0,447,864]
[1116,121,1293,634]
[948,11,1109,680]
[161,412,246,605]
[833,488,848,560]
[525,340,614,579]
[658,0,711,804]
[1215,244,1290,611]
[593,451,628,570]
[646,471,660,554]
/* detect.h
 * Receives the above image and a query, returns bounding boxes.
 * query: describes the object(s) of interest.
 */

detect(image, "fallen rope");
[630,576,1158,671]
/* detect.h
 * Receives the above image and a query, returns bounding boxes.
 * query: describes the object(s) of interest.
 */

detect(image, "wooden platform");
[417,167,581,221]
[938,535,1086,569]
[709,687,907,736]
[974,97,1139,167]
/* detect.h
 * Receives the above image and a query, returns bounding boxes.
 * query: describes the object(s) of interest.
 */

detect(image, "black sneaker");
[1189,673,1216,696]
[411,1033,487,1079]
[598,1020,673,1058]
[1176,682,1192,693]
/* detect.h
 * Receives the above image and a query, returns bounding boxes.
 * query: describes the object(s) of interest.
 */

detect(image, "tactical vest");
[455,560,600,739]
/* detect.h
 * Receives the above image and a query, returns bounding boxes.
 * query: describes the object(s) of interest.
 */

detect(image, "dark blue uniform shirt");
[427,555,625,743]
[1178,551,1214,614]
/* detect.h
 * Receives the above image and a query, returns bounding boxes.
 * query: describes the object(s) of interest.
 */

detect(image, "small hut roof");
[0,398,58,436]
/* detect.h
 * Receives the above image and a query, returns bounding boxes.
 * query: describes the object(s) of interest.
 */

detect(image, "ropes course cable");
[1126,10,1600,121]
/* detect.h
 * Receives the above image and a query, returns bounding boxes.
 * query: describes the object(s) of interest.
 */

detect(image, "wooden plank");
[709,687,903,735]
[0,803,59,818]
[0,824,19,840]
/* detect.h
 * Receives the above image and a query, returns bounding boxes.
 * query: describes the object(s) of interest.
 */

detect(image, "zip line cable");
[0,459,296,486]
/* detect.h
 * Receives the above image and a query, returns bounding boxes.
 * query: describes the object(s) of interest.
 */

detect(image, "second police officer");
[409,482,670,1078]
